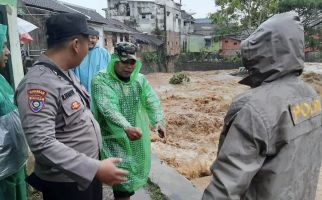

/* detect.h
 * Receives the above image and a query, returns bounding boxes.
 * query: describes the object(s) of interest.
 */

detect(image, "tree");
[211,0,322,50]
[211,0,279,37]
[278,0,322,49]
[279,0,322,28]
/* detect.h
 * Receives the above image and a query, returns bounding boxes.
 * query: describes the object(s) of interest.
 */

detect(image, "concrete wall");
[188,35,205,52]
[220,38,241,56]
[107,0,181,34]
[129,1,158,33]
[166,31,180,55]
[221,38,241,50]
[176,61,241,72]
[104,32,114,53]
[103,31,130,53]
[163,0,181,32]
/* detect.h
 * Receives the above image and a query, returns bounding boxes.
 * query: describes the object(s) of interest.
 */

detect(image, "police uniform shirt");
[15,54,102,190]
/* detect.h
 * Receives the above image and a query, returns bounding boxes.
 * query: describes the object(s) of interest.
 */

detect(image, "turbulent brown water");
[147,69,322,199]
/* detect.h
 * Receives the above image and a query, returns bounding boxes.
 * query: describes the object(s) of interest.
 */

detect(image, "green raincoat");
[92,54,165,192]
[0,24,28,200]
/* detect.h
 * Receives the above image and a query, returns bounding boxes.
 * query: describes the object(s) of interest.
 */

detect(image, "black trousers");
[26,173,102,200]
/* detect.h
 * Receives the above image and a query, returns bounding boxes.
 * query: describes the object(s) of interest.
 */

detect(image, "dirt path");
[146,69,322,199]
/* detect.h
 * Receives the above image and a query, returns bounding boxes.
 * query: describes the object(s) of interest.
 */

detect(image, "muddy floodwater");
[146,66,322,199]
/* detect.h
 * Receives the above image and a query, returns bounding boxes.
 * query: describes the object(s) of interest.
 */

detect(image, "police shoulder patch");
[289,97,322,125]
[28,89,47,113]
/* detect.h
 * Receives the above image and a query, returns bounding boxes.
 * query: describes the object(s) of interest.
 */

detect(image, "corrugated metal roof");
[194,18,212,24]
[223,34,249,41]
[193,18,217,36]
[23,0,148,36]
[104,18,140,34]
[23,0,75,13]
[62,3,107,24]
[132,33,163,46]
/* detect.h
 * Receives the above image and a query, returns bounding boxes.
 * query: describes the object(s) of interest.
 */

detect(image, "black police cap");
[46,13,96,44]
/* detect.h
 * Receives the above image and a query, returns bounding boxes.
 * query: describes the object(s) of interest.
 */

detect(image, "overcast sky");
[59,0,217,19]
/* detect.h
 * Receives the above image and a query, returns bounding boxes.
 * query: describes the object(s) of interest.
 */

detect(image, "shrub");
[169,73,190,84]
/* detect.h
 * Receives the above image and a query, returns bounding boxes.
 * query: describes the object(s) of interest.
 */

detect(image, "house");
[103,18,133,52]
[180,10,194,52]
[20,0,163,57]
[188,18,217,52]
[220,36,241,57]
[103,17,163,54]
[219,34,248,57]
[20,0,76,59]
[105,0,182,56]
[60,2,109,48]
[20,0,108,60]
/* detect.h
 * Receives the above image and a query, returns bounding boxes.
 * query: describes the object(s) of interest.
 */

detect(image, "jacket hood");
[107,53,142,82]
[239,12,304,87]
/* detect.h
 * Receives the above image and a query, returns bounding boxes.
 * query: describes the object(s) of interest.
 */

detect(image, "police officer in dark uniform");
[15,13,128,200]
[203,12,322,200]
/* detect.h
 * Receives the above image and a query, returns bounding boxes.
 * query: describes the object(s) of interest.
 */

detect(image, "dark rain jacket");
[203,12,322,200]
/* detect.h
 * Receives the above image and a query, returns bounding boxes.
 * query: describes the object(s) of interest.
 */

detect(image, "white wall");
[108,0,181,34]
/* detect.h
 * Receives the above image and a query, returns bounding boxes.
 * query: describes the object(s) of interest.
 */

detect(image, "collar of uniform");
[38,54,70,73]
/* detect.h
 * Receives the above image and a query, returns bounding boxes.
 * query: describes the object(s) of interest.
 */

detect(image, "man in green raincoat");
[92,42,166,200]
[0,24,28,200]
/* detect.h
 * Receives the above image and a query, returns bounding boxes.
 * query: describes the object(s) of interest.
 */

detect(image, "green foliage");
[169,73,190,85]
[212,0,279,36]
[278,0,322,28]
[141,49,167,72]
[305,27,322,50]
[177,52,241,63]
[278,0,322,49]
[211,0,322,50]
[221,54,242,63]
[144,179,165,200]
[142,52,159,64]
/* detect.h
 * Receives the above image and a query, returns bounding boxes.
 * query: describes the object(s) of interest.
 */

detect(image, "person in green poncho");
[0,24,28,200]
[92,42,166,200]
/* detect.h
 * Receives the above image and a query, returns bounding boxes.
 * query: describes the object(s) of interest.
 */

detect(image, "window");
[225,40,228,43]
[205,39,211,48]
[234,42,238,45]
[142,14,146,19]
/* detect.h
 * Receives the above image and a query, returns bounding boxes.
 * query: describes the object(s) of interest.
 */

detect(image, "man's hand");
[96,158,128,186]
[156,123,166,138]
[125,127,142,141]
